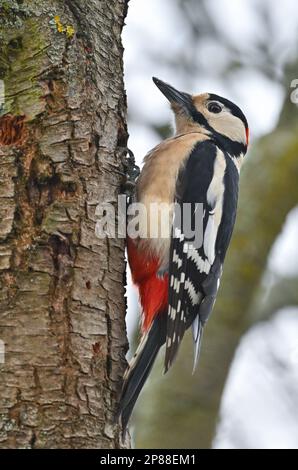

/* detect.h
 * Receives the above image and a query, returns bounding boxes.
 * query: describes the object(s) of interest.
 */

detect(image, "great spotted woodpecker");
[118,77,249,432]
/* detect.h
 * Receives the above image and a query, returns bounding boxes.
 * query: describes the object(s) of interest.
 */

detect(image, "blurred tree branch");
[253,276,298,323]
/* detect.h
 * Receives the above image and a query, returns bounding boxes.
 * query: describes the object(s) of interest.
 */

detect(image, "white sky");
[269,207,298,277]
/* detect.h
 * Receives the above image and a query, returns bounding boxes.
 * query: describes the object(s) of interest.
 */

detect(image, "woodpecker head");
[153,77,249,156]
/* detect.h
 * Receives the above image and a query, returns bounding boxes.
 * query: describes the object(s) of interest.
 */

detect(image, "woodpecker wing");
[165,140,239,372]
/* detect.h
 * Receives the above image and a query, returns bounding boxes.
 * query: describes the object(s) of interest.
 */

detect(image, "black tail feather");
[118,313,167,435]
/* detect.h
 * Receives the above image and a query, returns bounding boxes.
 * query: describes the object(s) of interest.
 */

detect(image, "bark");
[134,100,298,449]
[0,0,129,449]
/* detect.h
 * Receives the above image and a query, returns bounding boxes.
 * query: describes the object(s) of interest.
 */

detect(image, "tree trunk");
[0,0,129,449]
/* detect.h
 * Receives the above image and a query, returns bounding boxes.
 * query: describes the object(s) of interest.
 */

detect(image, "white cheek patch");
[210,113,246,145]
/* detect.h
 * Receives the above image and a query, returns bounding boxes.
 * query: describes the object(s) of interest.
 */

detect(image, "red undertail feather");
[246,127,250,146]
[127,237,168,332]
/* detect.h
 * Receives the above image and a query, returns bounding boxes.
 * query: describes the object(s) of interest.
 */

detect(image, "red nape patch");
[127,237,168,332]
[246,127,250,146]
[0,114,25,146]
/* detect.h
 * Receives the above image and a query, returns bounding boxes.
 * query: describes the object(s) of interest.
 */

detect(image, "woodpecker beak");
[153,77,192,114]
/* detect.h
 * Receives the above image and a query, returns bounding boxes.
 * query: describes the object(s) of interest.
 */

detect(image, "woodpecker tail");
[191,315,204,374]
[118,313,167,434]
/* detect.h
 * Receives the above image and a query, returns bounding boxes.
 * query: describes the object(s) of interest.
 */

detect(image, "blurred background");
[122,0,298,449]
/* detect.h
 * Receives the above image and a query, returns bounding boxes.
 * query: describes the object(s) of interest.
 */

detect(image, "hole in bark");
[48,80,54,92]
[92,342,101,355]
[8,37,23,50]
[26,160,78,226]
[29,431,37,448]
[0,114,25,146]
[86,280,91,290]
[49,234,71,259]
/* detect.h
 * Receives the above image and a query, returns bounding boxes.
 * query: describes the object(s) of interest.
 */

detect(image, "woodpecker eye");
[207,102,222,114]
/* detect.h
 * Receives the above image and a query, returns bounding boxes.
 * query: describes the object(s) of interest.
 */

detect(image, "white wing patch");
[185,278,200,306]
[203,215,216,266]
[186,243,211,274]
[206,149,226,208]
[170,306,176,320]
[204,149,226,265]
[173,249,183,269]
[174,277,181,293]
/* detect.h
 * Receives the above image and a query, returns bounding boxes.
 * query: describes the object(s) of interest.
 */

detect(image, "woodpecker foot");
[118,147,140,198]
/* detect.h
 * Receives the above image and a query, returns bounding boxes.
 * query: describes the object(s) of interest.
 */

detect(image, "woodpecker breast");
[135,132,208,265]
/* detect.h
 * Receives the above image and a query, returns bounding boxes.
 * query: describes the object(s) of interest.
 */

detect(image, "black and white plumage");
[118,77,249,432]
[165,140,239,372]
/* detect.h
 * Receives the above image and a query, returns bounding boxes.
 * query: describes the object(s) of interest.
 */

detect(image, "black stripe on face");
[189,104,247,157]
[188,105,210,128]
[208,93,248,130]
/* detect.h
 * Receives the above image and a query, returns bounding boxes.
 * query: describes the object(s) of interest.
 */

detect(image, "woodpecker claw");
[118,146,140,198]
